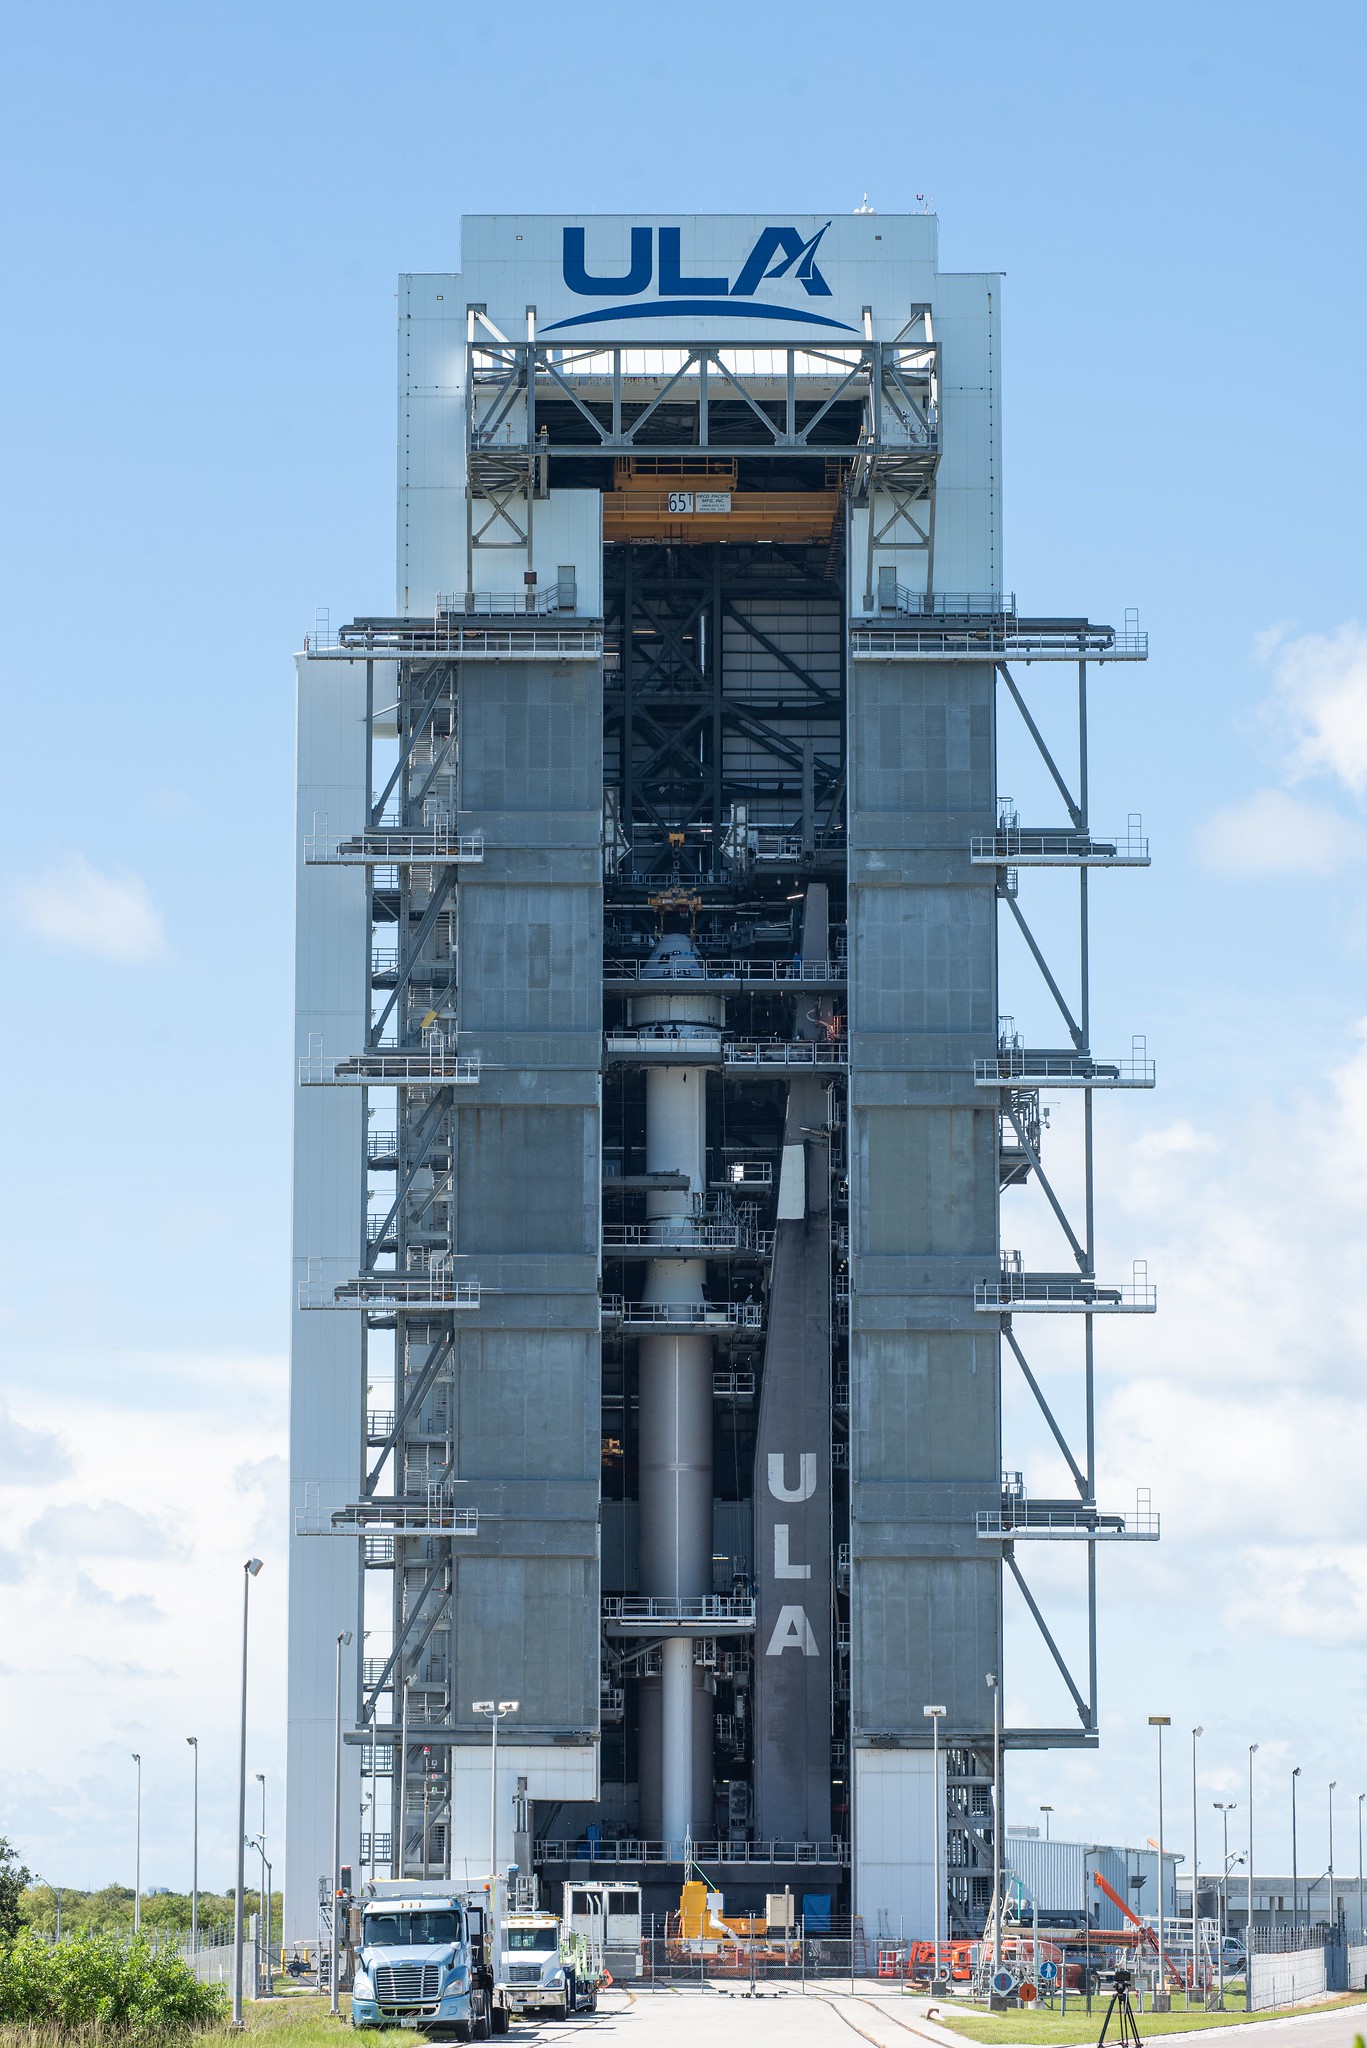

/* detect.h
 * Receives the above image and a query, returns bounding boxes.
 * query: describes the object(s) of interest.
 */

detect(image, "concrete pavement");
[495,1984,1367,2048]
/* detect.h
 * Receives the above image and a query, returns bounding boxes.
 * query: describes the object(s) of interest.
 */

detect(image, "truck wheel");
[490,2005,510,2037]
[473,1991,492,2041]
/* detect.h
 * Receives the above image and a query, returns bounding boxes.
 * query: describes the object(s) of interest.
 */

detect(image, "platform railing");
[601,1296,763,1330]
[603,956,845,984]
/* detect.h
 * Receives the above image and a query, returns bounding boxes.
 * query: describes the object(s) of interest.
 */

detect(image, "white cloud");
[0,1353,286,1887]
[28,1500,177,1560]
[1198,786,1367,876]
[1260,619,1367,795]
[1081,1021,1367,1648]
[6,854,167,962]
[0,1405,72,1486]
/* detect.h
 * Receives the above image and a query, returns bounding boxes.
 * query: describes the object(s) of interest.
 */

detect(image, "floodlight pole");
[924,1705,947,1993]
[233,1559,264,2030]
[987,1673,1002,1977]
[1149,1717,1171,2005]
[331,1627,354,2016]
[473,1700,519,1997]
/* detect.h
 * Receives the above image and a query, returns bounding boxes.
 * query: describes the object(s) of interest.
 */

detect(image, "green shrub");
[0,1933,226,2042]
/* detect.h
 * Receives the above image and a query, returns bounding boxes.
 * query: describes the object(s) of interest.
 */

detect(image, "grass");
[934,1991,1367,2043]
[201,1990,423,2048]
[0,1991,387,2048]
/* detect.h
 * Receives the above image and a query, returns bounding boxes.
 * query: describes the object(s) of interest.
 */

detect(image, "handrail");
[604,957,845,984]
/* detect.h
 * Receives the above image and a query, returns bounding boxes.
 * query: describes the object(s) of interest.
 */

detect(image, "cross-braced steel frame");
[977,650,1157,1742]
[351,651,471,1879]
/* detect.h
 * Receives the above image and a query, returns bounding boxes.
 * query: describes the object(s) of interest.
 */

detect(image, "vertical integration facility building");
[286,211,1156,1944]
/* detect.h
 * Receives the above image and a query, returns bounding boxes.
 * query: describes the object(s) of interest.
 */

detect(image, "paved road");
[501,1984,1004,2046]
[499,1985,1367,2048]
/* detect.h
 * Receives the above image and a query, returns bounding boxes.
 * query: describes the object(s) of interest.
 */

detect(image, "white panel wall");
[848,271,1000,606]
[398,274,464,614]
[285,652,368,1942]
[447,1744,598,1890]
[854,1749,938,1943]
[930,272,1001,595]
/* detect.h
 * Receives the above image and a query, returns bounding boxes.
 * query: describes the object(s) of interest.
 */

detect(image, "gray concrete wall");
[449,658,604,1754]
[847,656,1000,1930]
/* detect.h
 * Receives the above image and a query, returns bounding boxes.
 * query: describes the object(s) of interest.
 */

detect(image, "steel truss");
[983,653,1156,1738]
[604,543,845,855]
[464,318,939,600]
[468,330,938,473]
[312,648,482,1880]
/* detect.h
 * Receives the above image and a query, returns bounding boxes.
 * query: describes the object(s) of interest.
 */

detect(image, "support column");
[630,940,723,1842]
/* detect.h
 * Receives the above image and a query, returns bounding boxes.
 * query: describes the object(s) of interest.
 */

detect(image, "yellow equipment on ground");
[668,1879,799,1968]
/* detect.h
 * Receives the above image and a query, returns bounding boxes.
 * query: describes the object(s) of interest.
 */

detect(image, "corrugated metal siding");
[1002,1838,1177,1926]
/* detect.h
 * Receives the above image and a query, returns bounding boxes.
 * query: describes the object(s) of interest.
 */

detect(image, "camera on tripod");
[1112,1968,1133,1992]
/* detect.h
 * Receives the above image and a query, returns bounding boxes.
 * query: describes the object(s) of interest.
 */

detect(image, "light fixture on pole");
[1191,1726,1203,2003]
[986,1672,1002,1979]
[186,1738,199,1954]
[255,1773,270,1996]
[1357,1792,1364,1943]
[1248,1745,1258,1955]
[331,1629,354,2018]
[1329,1782,1337,1930]
[1040,1804,1054,1842]
[1292,1767,1301,1938]
[1149,1717,1171,2007]
[232,1558,264,2032]
[473,1701,519,2006]
[131,1753,142,1934]
[1213,1802,1236,2008]
[923,1705,947,1994]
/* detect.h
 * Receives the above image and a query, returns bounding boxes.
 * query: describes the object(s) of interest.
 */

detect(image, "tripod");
[1097,1972,1142,2048]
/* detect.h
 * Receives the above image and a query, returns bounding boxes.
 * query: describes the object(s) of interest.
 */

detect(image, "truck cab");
[349,1884,503,2039]
[496,1911,597,2020]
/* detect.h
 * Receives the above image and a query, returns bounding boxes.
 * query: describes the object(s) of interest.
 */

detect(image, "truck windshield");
[363,1911,462,1945]
[505,1928,557,1951]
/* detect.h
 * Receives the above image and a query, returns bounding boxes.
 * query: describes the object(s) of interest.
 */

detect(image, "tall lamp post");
[923,1705,947,1992]
[1248,1745,1258,1954]
[131,1753,142,1934]
[331,1629,354,2017]
[1329,1782,1337,1931]
[1213,1802,1236,2008]
[1041,1805,1053,1842]
[1292,1767,1301,1940]
[1357,1791,1364,1943]
[1191,1725,1204,2003]
[1149,1717,1171,2006]
[255,1773,270,1995]
[473,1701,519,1997]
[986,1672,1002,1979]
[186,1738,199,1953]
[233,1558,264,2031]
[249,1836,273,1995]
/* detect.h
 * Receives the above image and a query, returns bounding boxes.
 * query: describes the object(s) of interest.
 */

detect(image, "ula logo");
[544,223,856,333]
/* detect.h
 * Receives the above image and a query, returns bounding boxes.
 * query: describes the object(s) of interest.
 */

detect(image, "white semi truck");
[496,1908,598,2020]
[496,1880,643,2018]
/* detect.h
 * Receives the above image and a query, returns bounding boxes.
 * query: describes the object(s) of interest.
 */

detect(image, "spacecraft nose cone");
[642,933,704,980]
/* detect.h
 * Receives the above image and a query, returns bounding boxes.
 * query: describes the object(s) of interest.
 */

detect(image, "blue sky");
[2,0,1365,1895]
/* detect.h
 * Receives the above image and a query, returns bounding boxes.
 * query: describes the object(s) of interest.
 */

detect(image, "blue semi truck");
[348,1882,508,2038]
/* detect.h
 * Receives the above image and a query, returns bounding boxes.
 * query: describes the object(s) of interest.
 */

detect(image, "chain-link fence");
[625,1925,869,1988]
